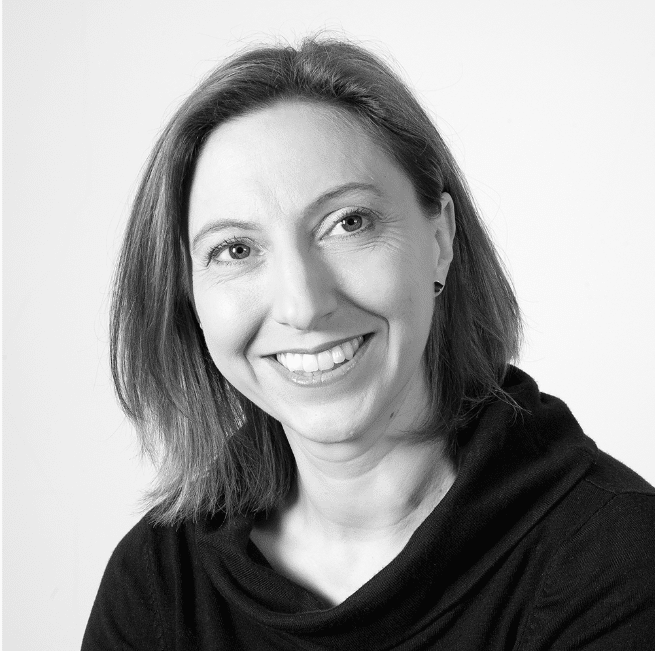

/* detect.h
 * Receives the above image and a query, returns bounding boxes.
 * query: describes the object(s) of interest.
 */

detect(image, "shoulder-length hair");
[111,35,522,525]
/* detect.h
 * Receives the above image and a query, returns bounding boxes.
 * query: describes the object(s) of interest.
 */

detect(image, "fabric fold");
[194,366,598,646]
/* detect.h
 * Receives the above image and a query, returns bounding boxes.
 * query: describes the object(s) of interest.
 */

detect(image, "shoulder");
[97,512,192,590]
[557,449,655,588]
[568,451,655,588]
[82,513,194,651]
[109,510,193,563]
[519,452,655,650]
[561,455,655,583]
[584,449,655,496]
[572,450,655,557]
[108,511,165,561]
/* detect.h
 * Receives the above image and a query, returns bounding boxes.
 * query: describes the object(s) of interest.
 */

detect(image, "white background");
[4,1,654,649]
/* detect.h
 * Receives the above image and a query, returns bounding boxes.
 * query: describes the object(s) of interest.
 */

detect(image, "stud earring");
[434,281,444,296]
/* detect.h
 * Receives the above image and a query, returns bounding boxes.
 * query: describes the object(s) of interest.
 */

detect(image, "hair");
[111,34,522,525]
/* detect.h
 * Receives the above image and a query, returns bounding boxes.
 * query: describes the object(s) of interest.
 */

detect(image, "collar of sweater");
[195,366,597,643]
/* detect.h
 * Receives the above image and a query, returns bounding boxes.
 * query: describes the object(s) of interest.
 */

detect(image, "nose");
[269,248,338,331]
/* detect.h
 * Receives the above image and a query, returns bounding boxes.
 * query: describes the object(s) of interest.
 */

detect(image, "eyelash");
[204,207,377,266]
[204,236,255,266]
[326,207,376,238]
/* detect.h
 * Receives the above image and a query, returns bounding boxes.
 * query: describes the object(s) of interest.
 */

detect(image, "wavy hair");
[111,35,522,524]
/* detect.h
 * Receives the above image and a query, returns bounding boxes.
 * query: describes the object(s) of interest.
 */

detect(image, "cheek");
[194,284,262,369]
[337,245,434,328]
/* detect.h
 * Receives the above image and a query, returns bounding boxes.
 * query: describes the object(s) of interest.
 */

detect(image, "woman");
[83,37,655,650]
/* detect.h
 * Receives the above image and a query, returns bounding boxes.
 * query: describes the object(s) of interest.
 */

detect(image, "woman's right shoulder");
[95,512,185,588]
[110,510,193,563]
[81,512,211,651]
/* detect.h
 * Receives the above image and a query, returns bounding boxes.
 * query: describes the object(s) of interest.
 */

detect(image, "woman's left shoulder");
[584,449,655,498]
[519,452,655,650]
[558,449,655,576]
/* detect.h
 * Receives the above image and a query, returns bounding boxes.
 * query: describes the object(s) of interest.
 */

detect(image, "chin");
[278,404,382,446]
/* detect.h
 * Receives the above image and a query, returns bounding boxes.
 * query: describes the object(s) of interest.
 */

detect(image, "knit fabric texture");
[82,367,655,650]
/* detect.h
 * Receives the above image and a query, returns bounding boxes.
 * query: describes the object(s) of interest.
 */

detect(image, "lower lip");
[268,334,374,387]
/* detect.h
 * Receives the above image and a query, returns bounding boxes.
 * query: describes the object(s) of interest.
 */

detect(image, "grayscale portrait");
[4,3,655,650]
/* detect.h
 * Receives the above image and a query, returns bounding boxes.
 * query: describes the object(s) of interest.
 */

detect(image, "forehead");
[188,101,409,228]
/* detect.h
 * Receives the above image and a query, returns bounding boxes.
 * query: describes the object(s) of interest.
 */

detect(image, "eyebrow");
[190,181,383,251]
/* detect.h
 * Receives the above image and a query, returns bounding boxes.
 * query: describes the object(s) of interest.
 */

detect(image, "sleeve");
[81,521,166,651]
[519,492,655,651]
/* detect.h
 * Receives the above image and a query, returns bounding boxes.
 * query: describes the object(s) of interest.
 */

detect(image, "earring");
[434,281,444,296]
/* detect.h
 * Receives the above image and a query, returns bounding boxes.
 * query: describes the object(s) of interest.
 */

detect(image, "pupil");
[230,244,250,259]
[342,215,362,232]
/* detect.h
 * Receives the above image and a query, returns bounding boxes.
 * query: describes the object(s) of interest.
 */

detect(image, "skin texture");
[188,101,457,604]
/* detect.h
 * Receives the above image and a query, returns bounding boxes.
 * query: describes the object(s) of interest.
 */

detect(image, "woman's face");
[189,101,454,446]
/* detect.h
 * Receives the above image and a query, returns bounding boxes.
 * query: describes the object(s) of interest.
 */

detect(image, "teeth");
[276,336,365,373]
[331,346,346,364]
[317,351,334,371]
[287,353,304,372]
[302,354,319,372]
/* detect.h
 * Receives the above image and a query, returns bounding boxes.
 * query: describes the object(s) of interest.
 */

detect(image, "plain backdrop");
[3,1,655,648]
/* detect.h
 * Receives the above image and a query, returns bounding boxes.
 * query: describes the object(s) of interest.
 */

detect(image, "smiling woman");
[189,101,455,452]
[83,36,655,650]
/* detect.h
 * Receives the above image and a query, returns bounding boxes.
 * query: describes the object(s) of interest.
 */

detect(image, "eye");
[206,238,254,265]
[328,209,374,237]
[225,243,250,260]
[340,214,364,233]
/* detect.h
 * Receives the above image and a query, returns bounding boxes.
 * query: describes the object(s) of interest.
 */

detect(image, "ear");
[433,192,456,284]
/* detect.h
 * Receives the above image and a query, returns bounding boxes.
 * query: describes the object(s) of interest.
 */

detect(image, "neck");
[289,439,454,542]
[280,379,456,543]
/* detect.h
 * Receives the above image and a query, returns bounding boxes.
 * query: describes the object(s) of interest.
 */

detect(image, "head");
[111,36,522,524]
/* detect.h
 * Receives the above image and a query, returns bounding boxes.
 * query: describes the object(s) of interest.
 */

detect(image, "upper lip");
[269,333,369,356]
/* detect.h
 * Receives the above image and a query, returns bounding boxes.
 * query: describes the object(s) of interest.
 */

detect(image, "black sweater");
[82,368,655,650]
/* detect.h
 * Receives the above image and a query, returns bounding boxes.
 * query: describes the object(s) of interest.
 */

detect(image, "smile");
[276,335,365,373]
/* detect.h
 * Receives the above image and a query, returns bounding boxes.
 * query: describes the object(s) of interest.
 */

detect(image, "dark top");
[82,368,655,650]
